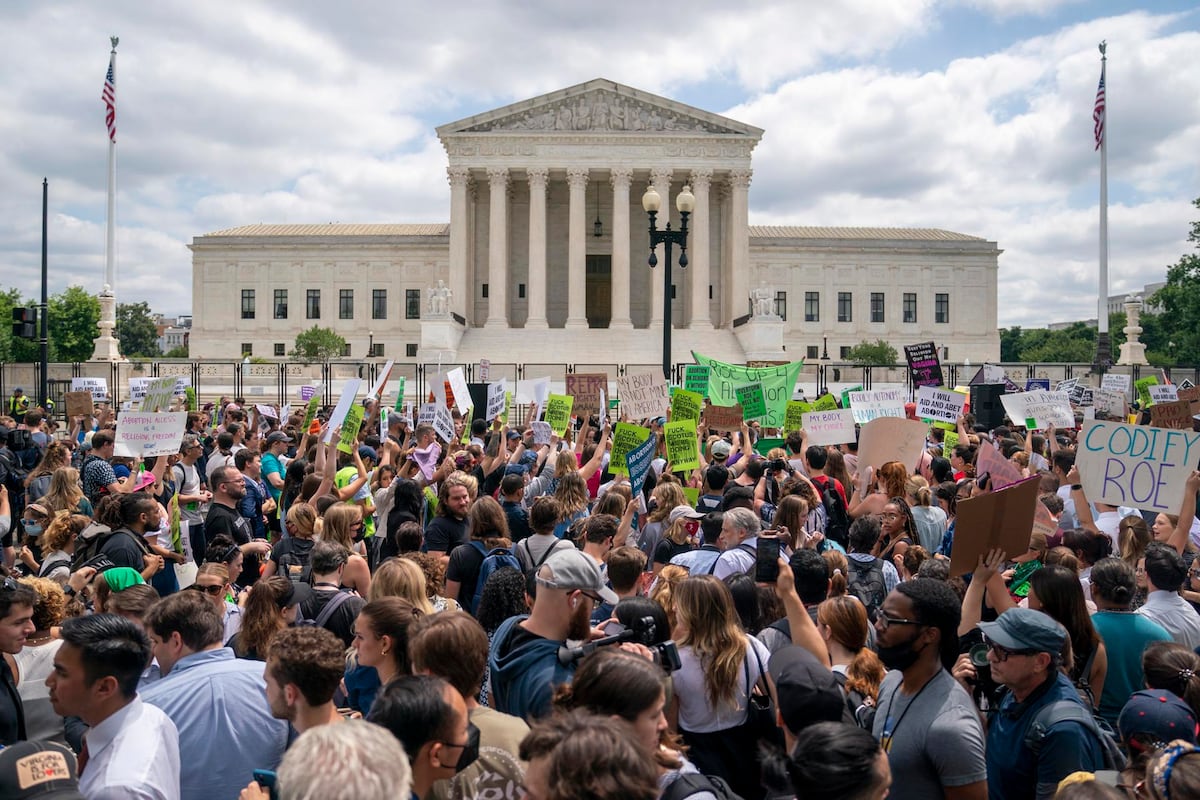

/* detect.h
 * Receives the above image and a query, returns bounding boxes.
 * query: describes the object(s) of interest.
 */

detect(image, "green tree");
[1149,197,1200,367]
[291,326,346,362]
[163,344,189,358]
[845,339,899,366]
[48,286,101,363]
[116,301,161,358]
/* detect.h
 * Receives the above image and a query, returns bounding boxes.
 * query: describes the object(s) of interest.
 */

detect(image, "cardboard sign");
[544,394,574,436]
[446,368,472,414]
[367,360,396,401]
[916,386,965,425]
[617,371,670,420]
[322,379,362,443]
[627,431,658,499]
[943,430,960,459]
[976,441,1024,490]
[116,411,188,458]
[801,409,857,446]
[950,477,1040,577]
[1149,384,1179,405]
[1092,388,1127,419]
[565,373,607,422]
[486,378,508,422]
[64,391,94,419]
[1151,399,1194,431]
[703,402,744,431]
[683,365,711,398]
[690,352,803,428]
[301,395,321,432]
[664,419,699,472]
[904,341,944,389]
[812,394,840,412]
[983,364,1008,384]
[1000,391,1074,430]
[71,377,108,402]
[735,383,767,421]
[784,400,811,433]
[670,388,704,423]
[418,403,437,427]
[1178,386,1200,404]
[337,405,365,454]
[1135,376,1159,408]
[848,389,906,424]
[1026,379,1051,392]
[1077,419,1200,514]
[1102,373,1132,395]
[531,421,553,446]
[433,404,456,443]
[610,423,653,476]
[857,417,929,472]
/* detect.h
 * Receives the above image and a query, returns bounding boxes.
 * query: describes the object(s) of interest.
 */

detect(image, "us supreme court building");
[189,79,1001,365]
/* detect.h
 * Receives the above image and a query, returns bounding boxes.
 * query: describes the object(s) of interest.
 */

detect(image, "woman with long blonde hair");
[261,502,319,580]
[319,503,371,596]
[369,558,434,614]
[38,467,92,516]
[649,564,689,633]
[635,482,687,561]
[669,574,772,800]
[552,472,591,538]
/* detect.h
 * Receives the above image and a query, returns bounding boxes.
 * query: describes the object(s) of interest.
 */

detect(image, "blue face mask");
[24,523,42,537]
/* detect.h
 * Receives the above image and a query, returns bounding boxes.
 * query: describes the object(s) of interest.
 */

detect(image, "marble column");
[565,166,589,329]
[484,168,510,328]
[689,168,713,330]
[447,166,470,323]
[727,169,752,327]
[525,167,549,329]
[649,167,673,326]
[609,167,633,329]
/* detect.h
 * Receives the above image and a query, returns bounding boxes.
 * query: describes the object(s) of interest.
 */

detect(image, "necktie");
[76,737,90,776]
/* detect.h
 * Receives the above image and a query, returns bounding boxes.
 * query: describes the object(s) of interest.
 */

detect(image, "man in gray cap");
[974,607,1106,800]
[487,548,616,721]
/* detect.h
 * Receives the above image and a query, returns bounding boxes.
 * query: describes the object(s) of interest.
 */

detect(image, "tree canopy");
[291,325,346,362]
[116,301,161,358]
[845,339,899,366]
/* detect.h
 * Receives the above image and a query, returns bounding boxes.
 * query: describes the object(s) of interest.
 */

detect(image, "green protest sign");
[664,419,699,472]
[754,437,786,457]
[671,388,704,423]
[682,487,699,506]
[301,395,321,433]
[784,400,810,433]
[337,405,365,454]
[393,376,406,412]
[735,383,767,420]
[544,394,574,436]
[610,423,652,476]
[690,352,803,428]
[942,430,960,459]
[812,393,839,412]
[841,386,863,410]
[683,365,711,398]
[1135,376,1159,407]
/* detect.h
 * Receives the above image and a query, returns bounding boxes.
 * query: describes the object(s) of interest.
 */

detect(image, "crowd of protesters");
[0,384,1199,800]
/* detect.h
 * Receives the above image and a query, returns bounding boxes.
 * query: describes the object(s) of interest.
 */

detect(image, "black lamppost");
[642,183,694,381]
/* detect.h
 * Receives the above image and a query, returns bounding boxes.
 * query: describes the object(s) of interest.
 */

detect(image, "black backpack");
[847,556,886,622]
[660,773,744,800]
[71,524,151,572]
[816,478,851,547]
[1024,699,1127,772]
[274,539,313,585]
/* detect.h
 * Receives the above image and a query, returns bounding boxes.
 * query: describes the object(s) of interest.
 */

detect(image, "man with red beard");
[487,549,616,721]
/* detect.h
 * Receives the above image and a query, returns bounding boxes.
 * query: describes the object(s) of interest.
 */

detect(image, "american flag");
[102,54,116,142]
[1093,65,1105,151]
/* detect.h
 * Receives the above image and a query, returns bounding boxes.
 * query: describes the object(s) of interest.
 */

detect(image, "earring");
[381,647,389,656]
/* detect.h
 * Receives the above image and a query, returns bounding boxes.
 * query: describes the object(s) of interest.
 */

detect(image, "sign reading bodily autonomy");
[691,352,803,429]
[1077,419,1200,514]
[848,389,906,424]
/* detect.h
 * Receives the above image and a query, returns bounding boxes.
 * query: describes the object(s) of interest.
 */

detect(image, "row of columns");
[447,165,752,330]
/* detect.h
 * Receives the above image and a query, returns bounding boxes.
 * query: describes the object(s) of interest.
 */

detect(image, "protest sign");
[418,403,437,426]
[1180,379,1196,390]
[322,379,362,443]
[617,371,670,420]
[531,421,553,446]
[943,430,960,459]
[299,385,319,402]
[337,405,365,454]
[565,373,607,421]
[664,419,699,472]
[433,404,456,443]
[848,389,906,424]
[485,378,507,422]
[141,377,177,413]
[1092,388,1127,419]
[129,377,149,402]
[64,391,93,419]
[670,388,703,423]
[627,432,658,499]
[544,394,574,436]
[1151,399,1194,431]
[609,423,652,476]
[916,386,965,425]
[1025,379,1051,392]
[71,377,108,402]
[367,360,396,401]
[1056,378,1079,393]
[735,383,767,421]
[754,437,786,457]
[950,477,1040,577]
[1149,384,1179,405]
[690,352,803,428]
[255,404,278,420]
[802,410,857,447]
[683,365,711,398]
[521,376,551,407]
[393,376,407,411]
[857,417,929,472]
[478,359,490,382]
[904,342,944,389]
[116,411,187,458]
[682,487,700,506]
[982,364,1008,384]
[812,394,839,412]
[976,441,1024,490]
[1135,376,1159,408]
[1102,373,1132,395]
[1077,419,1200,514]
[1178,386,1200,404]
[999,391,1074,430]
[301,395,321,432]
[783,400,811,433]
[446,368,472,414]
[841,386,863,410]
[703,402,744,431]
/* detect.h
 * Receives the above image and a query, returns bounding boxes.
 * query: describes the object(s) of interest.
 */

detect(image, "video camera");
[557,615,682,673]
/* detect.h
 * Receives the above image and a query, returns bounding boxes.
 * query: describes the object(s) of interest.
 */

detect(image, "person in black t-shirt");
[300,541,365,647]
[423,474,472,564]
[445,496,511,610]
[205,465,270,586]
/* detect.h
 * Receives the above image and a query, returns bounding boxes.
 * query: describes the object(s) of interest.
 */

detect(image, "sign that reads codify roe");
[1077,420,1200,515]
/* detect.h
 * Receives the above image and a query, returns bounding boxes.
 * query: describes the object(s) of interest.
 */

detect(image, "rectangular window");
[339,289,354,320]
[482,283,489,299]
[671,285,677,300]
[518,283,526,299]
[838,292,852,323]
[341,342,351,358]
[241,289,255,320]
[406,289,421,320]
[775,291,787,321]
[840,346,852,359]
[273,289,288,319]
[372,289,387,320]
[274,343,285,357]
[870,292,885,323]
[903,293,917,324]
[935,293,950,324]
[406,343,418,358]
[241,343,253,357]
[369,343,385,357]
[306,289,321,319]
[804,291,818,322]
[806,345,819,360]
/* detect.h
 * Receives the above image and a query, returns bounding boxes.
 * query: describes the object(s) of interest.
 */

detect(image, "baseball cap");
[1118,689,1199,751]
[387,412,409,428]
[978,607,1067,655]
[668,505,704,524]
[769,646,848,734]
[278,580,313,610]
[504,463,528,476]
[266,431,293,444]
[358,446,378,463]
[537,549,618,604]
[506,429,522,440]
[711,440,732,458]
[0,740,83,799]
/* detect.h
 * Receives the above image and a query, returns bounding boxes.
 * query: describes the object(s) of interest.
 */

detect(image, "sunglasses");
[188,583,225,597]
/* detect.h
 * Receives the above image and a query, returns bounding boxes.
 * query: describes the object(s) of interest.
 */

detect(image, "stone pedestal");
[734,317,787,362]
[1117,297,1149,366]
[90,287,124,362]
[417,317,466,362]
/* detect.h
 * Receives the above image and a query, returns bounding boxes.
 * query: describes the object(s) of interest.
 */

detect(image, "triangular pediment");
[437,78,762,139]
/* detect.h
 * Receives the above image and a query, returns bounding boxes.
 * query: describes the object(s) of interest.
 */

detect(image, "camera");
[557,615,682,673]
[966,642,991,686]
[769,459,788,473]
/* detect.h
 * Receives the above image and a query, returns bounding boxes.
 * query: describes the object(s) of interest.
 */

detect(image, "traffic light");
[11,307,36,339]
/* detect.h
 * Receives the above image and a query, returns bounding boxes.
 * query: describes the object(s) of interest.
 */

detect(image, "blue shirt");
[670,545,722,576]
[142,647,289,800]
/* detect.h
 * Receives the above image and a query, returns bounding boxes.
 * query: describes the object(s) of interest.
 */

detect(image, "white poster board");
[1149,384,1179,404]
[485,378,508,422]
[617,371,671,420]
[999,391,1075,429]
[916,386,966,424]
[367,360,396,401]
[446,367,472,414]
[857,417,929,471]
[848,389,906,424]
[1102,373,1132,395]
[801,409,858,446]
[71,377,108,402]
[116,411,188,458]
[322,379,362,443]
[1077,419,1200,514]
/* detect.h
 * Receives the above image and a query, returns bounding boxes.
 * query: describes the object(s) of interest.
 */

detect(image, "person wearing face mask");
[871,579,988,800]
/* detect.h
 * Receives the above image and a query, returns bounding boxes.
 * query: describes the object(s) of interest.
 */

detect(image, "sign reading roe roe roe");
[1077,419,1200,514]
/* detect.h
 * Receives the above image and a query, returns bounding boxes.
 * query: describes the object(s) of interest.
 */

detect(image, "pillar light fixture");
[642,181,692,381]
[593,182,603,238]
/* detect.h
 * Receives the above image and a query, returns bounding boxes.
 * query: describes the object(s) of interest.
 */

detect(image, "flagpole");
[1095,41,1111,370]
[92,35,123,361]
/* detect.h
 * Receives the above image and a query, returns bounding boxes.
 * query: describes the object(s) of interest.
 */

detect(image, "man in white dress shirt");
[47,614,180,800]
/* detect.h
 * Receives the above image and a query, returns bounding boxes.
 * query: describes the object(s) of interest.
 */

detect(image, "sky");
[1,0,1197,329]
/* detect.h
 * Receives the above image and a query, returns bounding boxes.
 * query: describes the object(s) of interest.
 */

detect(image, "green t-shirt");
[335,466,376,539]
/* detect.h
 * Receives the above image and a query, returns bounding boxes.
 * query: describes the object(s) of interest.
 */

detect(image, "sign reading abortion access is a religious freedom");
[1077,419,1200,515]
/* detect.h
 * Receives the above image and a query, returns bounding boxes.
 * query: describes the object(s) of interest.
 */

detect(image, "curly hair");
[400,552,446,599]
[19,576,68,631]
[475,566,529,633]
[42,512,90,554]
[648,564,689,634]
[876,462,908,500]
